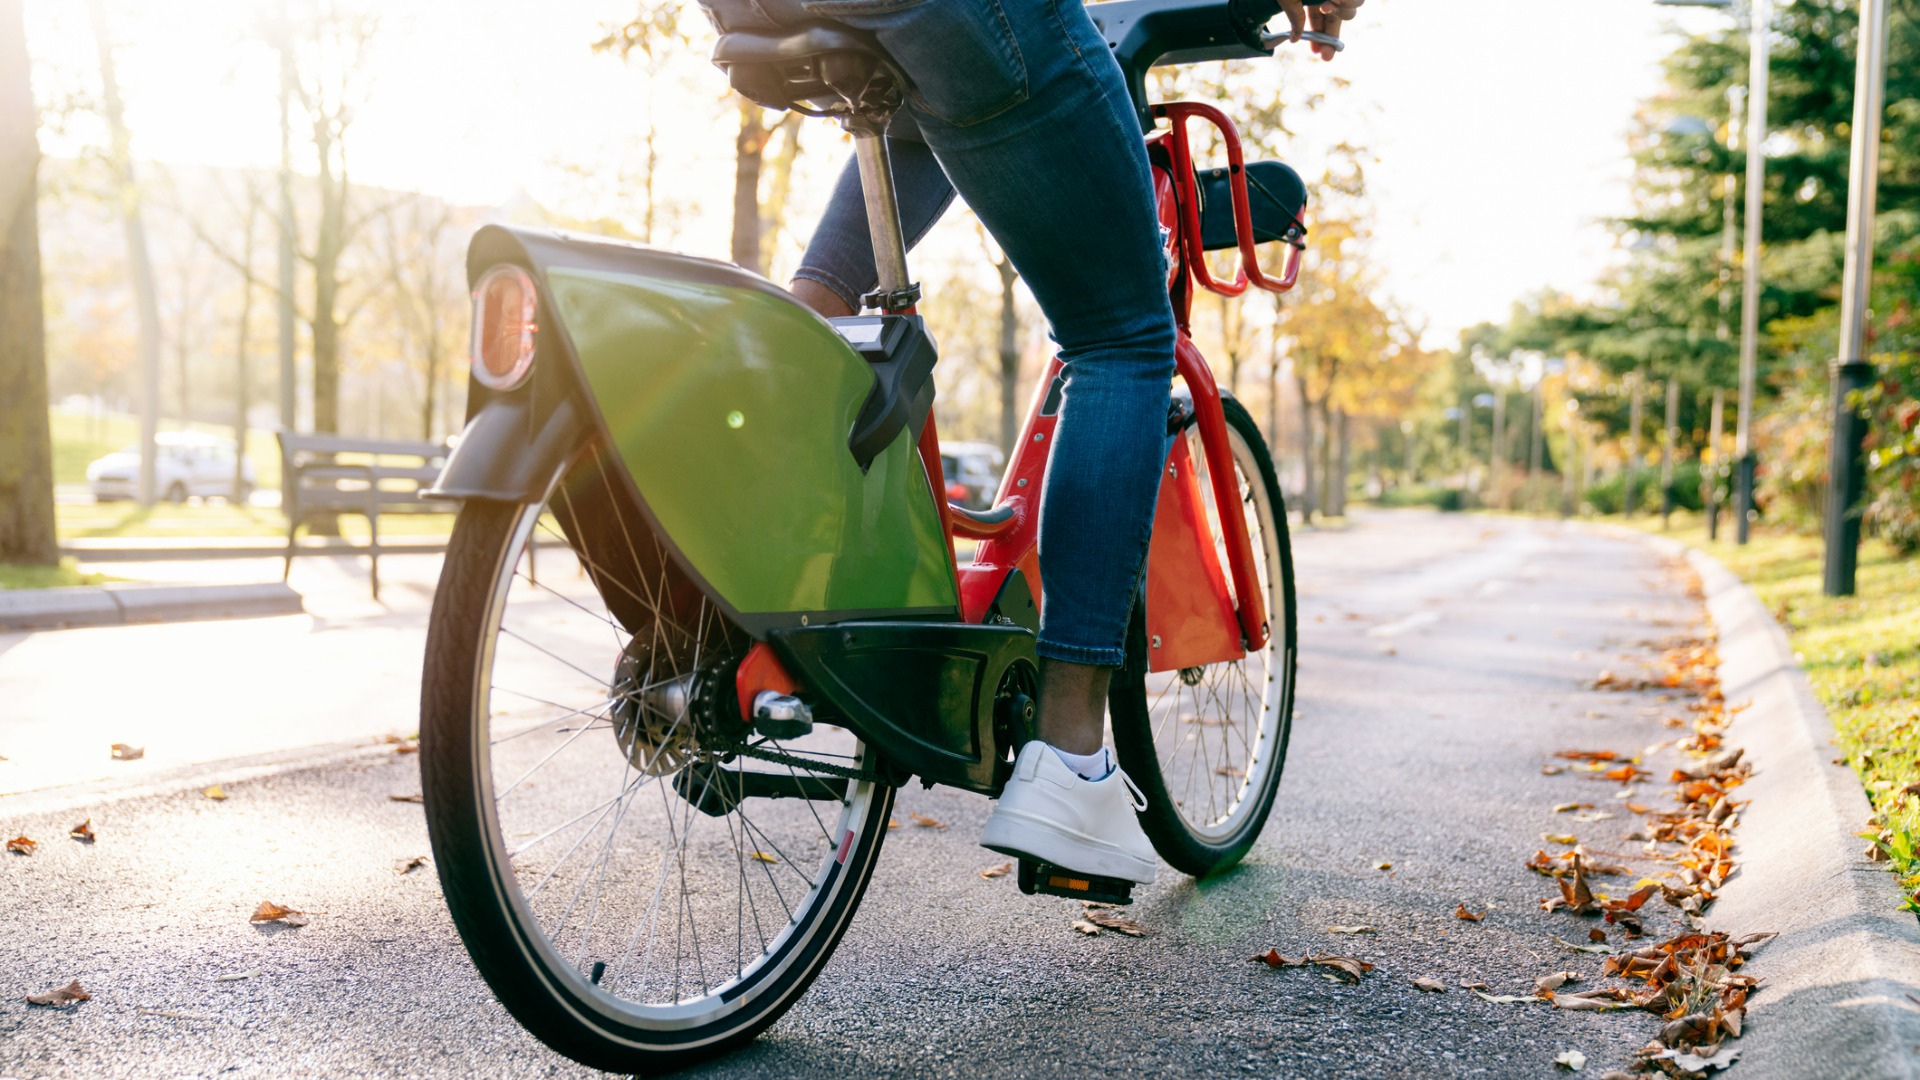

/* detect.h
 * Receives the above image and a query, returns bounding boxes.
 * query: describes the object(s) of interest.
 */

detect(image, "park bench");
[277,431,457,600]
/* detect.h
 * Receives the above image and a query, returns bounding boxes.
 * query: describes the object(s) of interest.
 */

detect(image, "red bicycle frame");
[739,100,1295,702]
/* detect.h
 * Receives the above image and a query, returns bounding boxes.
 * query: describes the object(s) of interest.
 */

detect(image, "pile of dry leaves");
[1530,563,1773,1077]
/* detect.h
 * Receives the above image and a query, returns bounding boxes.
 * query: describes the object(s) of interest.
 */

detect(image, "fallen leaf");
[392,742,418,755]
[1411,976,1446,992]
[6,835,36,855]
[1543,833,1578,846]
[110,743,144,761]
[203,785,227,801]
[1553,802,1594,813]
[1536,971,1581,993]
[1459,980,1490,991]
[1329,925,1377,934]
[749,851,779,864]
[395,855,430,875]
[887,818,901,830]
[1556,749,1621,762]
[1071,919,1102,936]
[249,901,309,928]
[24,980,90,1006]
[215,969,261,983]
[1455,903,1485,922]
[1473,991,1543,1004]
[1554,1049,1587,1071]
[1542,764,1567,776]
[1247,950,1373,982]
[1084,909,1147,936]
[1648,1047,1741,1072]
[1214,765,1246,778]
[69,820,95,844]
[387,794,423,804]
[1589,928,1608,943]
[909,812,947,829]
[979,862,1011,879]
[1374,861,1393,871]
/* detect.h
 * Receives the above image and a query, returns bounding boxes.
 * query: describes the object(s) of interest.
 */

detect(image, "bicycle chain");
[717,739,879,783]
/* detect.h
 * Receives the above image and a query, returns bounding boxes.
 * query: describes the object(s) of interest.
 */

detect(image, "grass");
[1623,511,1920,911]
[50,407,283,489]
[0,558,122,590]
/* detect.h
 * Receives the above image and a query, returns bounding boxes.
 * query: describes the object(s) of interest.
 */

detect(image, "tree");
[0,0,56,565]
[372,193,464,440]
[285,3,381,438]
[600,4,807,277]
[87,0,164,505]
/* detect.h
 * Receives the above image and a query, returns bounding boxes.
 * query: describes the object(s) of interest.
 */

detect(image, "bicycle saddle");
[712,22,908,119]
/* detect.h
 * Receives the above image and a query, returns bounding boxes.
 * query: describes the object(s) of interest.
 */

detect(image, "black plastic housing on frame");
[1089,0,1284,132]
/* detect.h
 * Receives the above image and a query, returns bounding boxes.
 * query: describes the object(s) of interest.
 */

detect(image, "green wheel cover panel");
[549,267,957,622]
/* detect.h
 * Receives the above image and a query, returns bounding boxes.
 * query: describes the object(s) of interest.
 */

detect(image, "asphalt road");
[0,510,1720,1078]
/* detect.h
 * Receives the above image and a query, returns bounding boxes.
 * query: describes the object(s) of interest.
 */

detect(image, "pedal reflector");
[1016,859,1134,905]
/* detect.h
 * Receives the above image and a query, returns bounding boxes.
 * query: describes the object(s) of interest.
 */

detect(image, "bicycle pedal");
[1015,859,1134,905]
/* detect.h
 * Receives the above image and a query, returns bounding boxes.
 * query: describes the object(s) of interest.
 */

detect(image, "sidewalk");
[0,552,456,799]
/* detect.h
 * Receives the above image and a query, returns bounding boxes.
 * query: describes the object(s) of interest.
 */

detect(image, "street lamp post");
[1659,0,1766,543]
[1823,0,1892,596]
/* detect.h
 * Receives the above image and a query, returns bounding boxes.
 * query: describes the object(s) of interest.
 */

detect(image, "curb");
[1679,544,1920,1078]
[62,538,452,563]
[0,582,305,632]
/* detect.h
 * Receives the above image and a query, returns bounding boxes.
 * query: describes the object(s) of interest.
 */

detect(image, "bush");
[1374,484,1465,512]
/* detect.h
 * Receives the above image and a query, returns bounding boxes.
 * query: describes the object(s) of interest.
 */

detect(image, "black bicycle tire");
[420,496,896,1073]
[1108,396,1298,878]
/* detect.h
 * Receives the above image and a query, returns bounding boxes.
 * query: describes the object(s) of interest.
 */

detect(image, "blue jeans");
[702,0,1178,667]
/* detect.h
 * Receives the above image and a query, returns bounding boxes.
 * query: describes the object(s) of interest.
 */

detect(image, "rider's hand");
[1279,0,1363,62]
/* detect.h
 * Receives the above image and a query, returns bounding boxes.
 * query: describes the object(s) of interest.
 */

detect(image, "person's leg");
[827,0,1176,757]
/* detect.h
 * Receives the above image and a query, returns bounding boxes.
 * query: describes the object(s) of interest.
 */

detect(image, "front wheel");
[420,446,894,1072]
[1109,396,1298,878]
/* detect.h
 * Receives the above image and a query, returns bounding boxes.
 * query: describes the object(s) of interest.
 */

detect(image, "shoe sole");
[980,810,1158,885]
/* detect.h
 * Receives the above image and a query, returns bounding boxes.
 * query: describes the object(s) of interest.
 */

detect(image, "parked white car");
[87,432,256,504]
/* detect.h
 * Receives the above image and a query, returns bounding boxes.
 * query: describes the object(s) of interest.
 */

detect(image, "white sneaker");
[980,741,1159,884]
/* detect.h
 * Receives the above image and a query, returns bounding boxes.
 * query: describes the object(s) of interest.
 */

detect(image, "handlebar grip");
[1257,28,1345,52]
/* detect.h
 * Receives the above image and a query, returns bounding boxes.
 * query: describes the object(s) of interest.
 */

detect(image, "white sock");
[1051,745,1113,781]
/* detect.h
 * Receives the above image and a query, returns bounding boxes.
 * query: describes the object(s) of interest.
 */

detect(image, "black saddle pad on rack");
[1195,160,1307,251]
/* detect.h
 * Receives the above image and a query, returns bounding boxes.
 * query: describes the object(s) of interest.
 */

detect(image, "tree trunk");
[1332,408,1351,517]
[1294,373,1315,522]
[311,115,347,438]
[731,98,768,274]
[758,112,804,273]
[1266,346,1281,466]
[232,206,256,503]
[0,0,57,564]
[1316,397,1335,520]
[88,0,164,506]
[994,254,1021,455]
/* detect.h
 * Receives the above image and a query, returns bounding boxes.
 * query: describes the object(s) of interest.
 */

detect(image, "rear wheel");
[421,446,893,1072]
[1109,396,1297,877]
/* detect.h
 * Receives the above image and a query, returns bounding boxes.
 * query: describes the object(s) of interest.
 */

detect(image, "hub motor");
[609,641,743,776]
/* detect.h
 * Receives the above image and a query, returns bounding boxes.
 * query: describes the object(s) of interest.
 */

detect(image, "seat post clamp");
[860,283,923,313]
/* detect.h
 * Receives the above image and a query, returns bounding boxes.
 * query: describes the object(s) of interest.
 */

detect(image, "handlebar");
[1091,0,1351,132]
